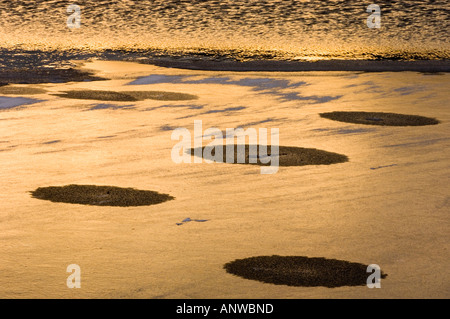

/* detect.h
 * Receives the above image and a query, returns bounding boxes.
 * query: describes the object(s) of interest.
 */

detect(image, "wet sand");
[0,61,448,299]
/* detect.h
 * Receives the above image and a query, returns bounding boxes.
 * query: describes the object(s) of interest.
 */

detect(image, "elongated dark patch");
[31,185,174,207]
[320,111,439,126]
[123,91,198,101]
[53,90,139,101]
[0,86,47,95]
[53,90,198,101]
[190,145,348,166]
[224,255,387,288]
[0,69,106,86]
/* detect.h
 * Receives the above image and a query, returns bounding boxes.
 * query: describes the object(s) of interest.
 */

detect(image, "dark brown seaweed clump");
[190,145,348,166]
[122,91,198,101]
[0,69,106,86]
[320,111,439,126]
[53,90,139,101]
[0,86,47,95]
[31,184,174,207]
[53,90,198,101]
[224,255,387,288]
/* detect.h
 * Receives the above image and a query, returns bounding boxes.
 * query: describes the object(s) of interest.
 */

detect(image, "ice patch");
[336,128,375,134]
[177,106,246,119]
[275,92,343,103]
[42,140,61,145]
[0,96,43,110]
[159,125,177,131]
[311,127,375,135]
[393,85,426,96]
[143,104,204,111]
[176,217,209,226]
[128,74,193,85]
[182,77,307,91]
[371,164,398,170]
[204,106,246,114]
[127,75,307,91]
[384,138,449,148]
[241,118,277,127]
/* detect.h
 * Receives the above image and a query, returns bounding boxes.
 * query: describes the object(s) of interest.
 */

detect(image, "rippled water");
[0,0,449,61]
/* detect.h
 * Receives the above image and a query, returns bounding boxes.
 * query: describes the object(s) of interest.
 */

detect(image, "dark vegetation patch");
[320,111,439,126]
[31,184,174,207]
[224,255,387,288]
[190,145,348,166]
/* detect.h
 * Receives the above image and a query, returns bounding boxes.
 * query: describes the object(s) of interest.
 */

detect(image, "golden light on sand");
[1,61,448,298]
[0,0,449,301]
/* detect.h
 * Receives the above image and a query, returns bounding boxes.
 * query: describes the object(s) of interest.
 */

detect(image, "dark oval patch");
[320,111,439,126]
[122,91,198,101]
[224,255,387,288]
[190,145,348,166]
[53,90,138,101]
[0,86,47,95]
[30,184,174,207]
[53,90,198,102]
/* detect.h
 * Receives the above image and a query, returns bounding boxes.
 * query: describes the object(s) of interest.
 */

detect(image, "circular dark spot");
[224,255,387,288]
[190,145,348,166]
[320,111,439,126]
[30,185,174,207]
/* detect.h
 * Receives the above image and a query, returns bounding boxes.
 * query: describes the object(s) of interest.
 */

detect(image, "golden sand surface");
[0,61,448,298]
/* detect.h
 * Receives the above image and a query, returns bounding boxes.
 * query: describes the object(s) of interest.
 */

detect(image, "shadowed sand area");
[0,96,43,110]
[190,145,349,166]
[53,90,198,102]
[224,256,387,288]
[0,69,106,86]
[0,86,47,95]
[320,111,440,126]
[30,185,174,207]
[149,59,450,72]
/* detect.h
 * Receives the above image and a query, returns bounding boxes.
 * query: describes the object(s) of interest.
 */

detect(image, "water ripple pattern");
[0,0,448,60]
